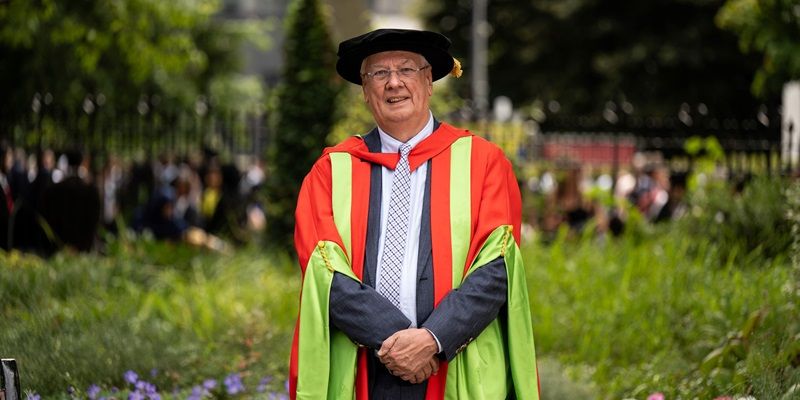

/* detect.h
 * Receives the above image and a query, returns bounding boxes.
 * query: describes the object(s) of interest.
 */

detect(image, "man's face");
[361,51,433,132]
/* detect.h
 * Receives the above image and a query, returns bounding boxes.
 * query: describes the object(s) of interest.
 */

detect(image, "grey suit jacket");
[329,126,508,399]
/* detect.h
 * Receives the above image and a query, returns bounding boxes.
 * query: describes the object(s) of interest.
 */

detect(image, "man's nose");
[385,71,404,88]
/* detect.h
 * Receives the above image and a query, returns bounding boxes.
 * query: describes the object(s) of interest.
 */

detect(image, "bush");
[676,176,792,263]
[526,195,798,399]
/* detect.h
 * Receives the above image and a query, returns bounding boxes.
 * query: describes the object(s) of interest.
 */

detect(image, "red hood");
[322,122,472,172]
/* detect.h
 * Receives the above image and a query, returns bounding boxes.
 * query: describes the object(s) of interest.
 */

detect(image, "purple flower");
[130,379,157,398]
[284,379,289,393]
[257,376,272,393]
[202,379,217,390]
[647,393,665,400]
[67,386,76,395]
[87,384,101,400]
[187,386,204,400]
[124,370,139,385]
[223,373,245,395]
[128,392,144,400]
[150,368,158,378]
[25,393,41,400]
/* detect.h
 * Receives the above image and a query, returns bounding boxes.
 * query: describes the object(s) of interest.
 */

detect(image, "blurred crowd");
[0,142,266,256]
[524,154,690,241]
[1,140,711,255]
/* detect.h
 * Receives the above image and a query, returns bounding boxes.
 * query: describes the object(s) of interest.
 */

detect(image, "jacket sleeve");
[329,272,412,349]
[421,257,507,360]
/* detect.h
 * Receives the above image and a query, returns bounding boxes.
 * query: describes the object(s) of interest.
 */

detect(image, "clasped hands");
[377,328,439,384]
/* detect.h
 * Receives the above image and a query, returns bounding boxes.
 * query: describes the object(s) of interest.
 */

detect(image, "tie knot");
[399,144,412,157]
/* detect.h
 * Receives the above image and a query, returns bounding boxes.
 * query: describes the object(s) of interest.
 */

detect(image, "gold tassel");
[450,58,463,78]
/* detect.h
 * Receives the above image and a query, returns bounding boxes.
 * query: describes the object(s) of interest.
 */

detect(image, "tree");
[420,0,769,118]
[265,0,341,249]
[716,0,800,97]
[0,0,267,147]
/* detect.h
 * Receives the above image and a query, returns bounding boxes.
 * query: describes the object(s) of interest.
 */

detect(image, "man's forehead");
[363,51,423,66]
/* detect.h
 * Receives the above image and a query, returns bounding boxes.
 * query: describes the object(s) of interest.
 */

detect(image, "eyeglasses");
[362,65,430,82]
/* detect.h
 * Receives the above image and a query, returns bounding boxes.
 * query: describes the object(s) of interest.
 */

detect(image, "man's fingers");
[421,363,432,379]
[429,357,439,375]
[378,334,399,357]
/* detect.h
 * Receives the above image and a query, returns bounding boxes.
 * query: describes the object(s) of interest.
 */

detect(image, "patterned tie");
[378,143,413,308]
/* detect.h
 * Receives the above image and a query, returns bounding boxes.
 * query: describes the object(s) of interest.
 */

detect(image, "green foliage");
[0,241,298,396]
[677,176,792,262]
[537,358,600,399]
[684,135,727,192]
[0,0,269,146]
[789,180,800,274]
[716,0,800,96]
[328,85,375,144]
[265,0,341,250]
[420,0,766,116]
[527,204,797,399]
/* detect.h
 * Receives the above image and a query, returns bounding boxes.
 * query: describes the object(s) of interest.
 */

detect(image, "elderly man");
[289,29,539,399]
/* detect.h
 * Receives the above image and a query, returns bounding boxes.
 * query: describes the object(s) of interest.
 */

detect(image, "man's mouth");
[386,96,409,104]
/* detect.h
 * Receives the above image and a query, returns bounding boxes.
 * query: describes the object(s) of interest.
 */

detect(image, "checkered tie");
[378,143,412,308]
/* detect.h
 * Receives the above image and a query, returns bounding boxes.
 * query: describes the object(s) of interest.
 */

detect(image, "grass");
[1,180,797,399]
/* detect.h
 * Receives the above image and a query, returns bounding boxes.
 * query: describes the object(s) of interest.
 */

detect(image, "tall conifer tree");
[266,0,341,249]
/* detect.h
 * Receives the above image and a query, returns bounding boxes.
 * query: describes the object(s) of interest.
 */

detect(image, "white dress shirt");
[375,112,434,327]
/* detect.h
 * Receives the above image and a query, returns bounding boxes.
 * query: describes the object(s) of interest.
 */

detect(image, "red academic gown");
[290,122,534,399]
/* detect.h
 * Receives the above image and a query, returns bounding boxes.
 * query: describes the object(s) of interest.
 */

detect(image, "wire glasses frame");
[361,65,430,82]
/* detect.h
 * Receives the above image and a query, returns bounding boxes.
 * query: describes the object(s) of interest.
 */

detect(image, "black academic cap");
[336,28,459,85]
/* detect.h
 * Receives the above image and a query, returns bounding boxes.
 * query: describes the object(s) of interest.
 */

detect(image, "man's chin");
[380,111,413,124]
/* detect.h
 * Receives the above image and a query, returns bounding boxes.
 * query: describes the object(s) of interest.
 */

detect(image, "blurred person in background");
[138,185,188,241]
[0,143,13,250]
[100,154,124,231]
[555,164,592,232]
[172,162,202,229]
[239,158,266,235]
[8,147,29,205]
[12,148,56,253]
[200,163,223,231]
[637,165,670,222]
[39,149,101,253]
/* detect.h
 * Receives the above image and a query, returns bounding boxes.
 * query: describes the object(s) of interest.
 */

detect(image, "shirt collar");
[378,111,434,153]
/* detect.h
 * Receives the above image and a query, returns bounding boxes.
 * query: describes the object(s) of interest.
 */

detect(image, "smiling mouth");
[386,97,409,104]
